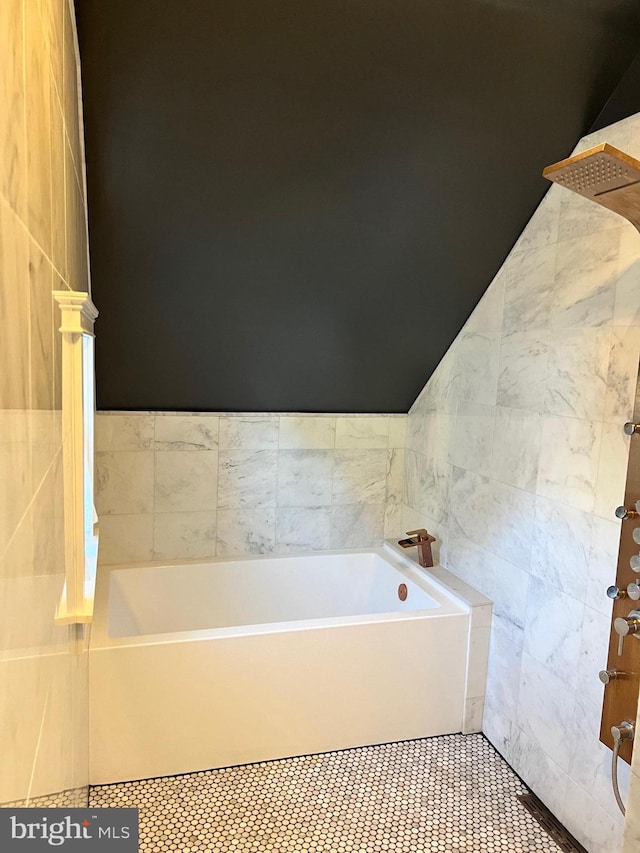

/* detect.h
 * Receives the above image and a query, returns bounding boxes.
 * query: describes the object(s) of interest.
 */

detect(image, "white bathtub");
[89,544,490,784]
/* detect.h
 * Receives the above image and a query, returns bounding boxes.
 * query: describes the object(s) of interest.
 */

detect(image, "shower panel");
[544,147,640,774]
[601,370,640,767]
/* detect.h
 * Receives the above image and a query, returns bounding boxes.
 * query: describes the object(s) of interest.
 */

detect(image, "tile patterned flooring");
[89,734,563,852]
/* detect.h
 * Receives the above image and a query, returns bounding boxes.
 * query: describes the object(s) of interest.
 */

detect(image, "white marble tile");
[569,694,630,825]
[383,499,403,540]
[470,602,492,630]
[563,778,623,853]
[614,226,640,326]
[497,330,548,413]
[276,450,333,507]
[154,450,218,513]
[466,625,491,699]
[153,511,217,560]
[486,622,523,721]
[405,409,430,454]
[463,273,504,334]
[387,417,407,449]
[412,348,459,414]
[25,0,52,256]
[215,508,275,556]
[97,515,153,565]
[544,327,611,420]
[586,515,619,617]
[384,449,404,539]
[508,724,569,818]
[502,244,556,335]
[491,407,542,492]
[49,80,66,279]
[604,327,640,424]
[483,552,529,638]
[0,204,30,410]
[154,414,219,450]
[594,422,631,520]
[482,697,514,762]
[530,495,592,598]
[0,439,32,555]
[275,507,331,553]
[536,416,602,512]
[404,451,450,525]
[330,503,384,549]
[64,138,86,290]
[452,403,495,477]
[332,450,388,506]
[0,0,27,216]
[461,696,484,735]
[449,467,535,569]
[511,187,560,254]
[444,521,485,589]
[516,653,577,774]
[278,416,336,450]
[557,187,625,242]
[616,114,640,157]
[551,230,619,329]
[576,606,611,710]
[386,448,405,504]
[524,579,584,686]
[219,417,279,450]
[217,450,278,509]
[334,417,390,449]
[406,410,455,462]
[0,654,47,800]
[95,451,154,515]
[1,503,34,581]
[30,453,64,577]
[28,243,54,411]
[454,331,500,406]
[95,414,154,452]
[623,770,640,852]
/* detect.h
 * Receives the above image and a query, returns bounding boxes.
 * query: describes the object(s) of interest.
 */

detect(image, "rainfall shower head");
[543,143,640,232]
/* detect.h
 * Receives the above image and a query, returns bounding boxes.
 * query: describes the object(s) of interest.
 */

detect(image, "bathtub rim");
[89,542,483,651]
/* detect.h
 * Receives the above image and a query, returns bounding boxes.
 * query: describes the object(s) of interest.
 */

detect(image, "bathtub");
[89,543,490,785]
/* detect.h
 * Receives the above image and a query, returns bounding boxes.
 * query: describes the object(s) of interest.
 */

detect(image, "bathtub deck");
[89,734,562,852]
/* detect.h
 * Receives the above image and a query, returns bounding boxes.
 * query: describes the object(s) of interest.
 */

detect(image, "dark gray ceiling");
[76,0,640,412]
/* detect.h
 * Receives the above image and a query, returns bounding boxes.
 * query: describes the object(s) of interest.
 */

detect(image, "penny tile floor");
[90,734,563,852]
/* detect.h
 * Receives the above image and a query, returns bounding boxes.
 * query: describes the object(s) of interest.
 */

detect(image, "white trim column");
[53,291,99,624]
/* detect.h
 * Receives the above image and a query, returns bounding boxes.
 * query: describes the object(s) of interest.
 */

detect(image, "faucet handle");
[608,585,628,600]
[406,528,428,539]
[615,505,639,520]
[614,610,640,656]
[405,529,435,542]
[628,580,640,601]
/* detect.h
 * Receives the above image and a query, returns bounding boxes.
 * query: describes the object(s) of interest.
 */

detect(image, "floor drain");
[517,794,587,852]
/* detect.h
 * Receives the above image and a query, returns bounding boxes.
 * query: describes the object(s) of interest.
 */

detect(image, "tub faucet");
[398,529,436,568]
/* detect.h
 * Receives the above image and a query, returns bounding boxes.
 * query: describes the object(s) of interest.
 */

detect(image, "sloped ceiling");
[76,0,640,412]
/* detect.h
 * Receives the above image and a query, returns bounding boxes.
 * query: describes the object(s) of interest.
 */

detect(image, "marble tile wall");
[0,0,90,806]
[622,697,640,851]
[404,113,640,853]
[95,413,407,563]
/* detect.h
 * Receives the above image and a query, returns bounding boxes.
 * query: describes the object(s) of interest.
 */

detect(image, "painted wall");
[75,0,640,414]
[95,413,406,564]
[403,113,640,853]
[0,0,90,806]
